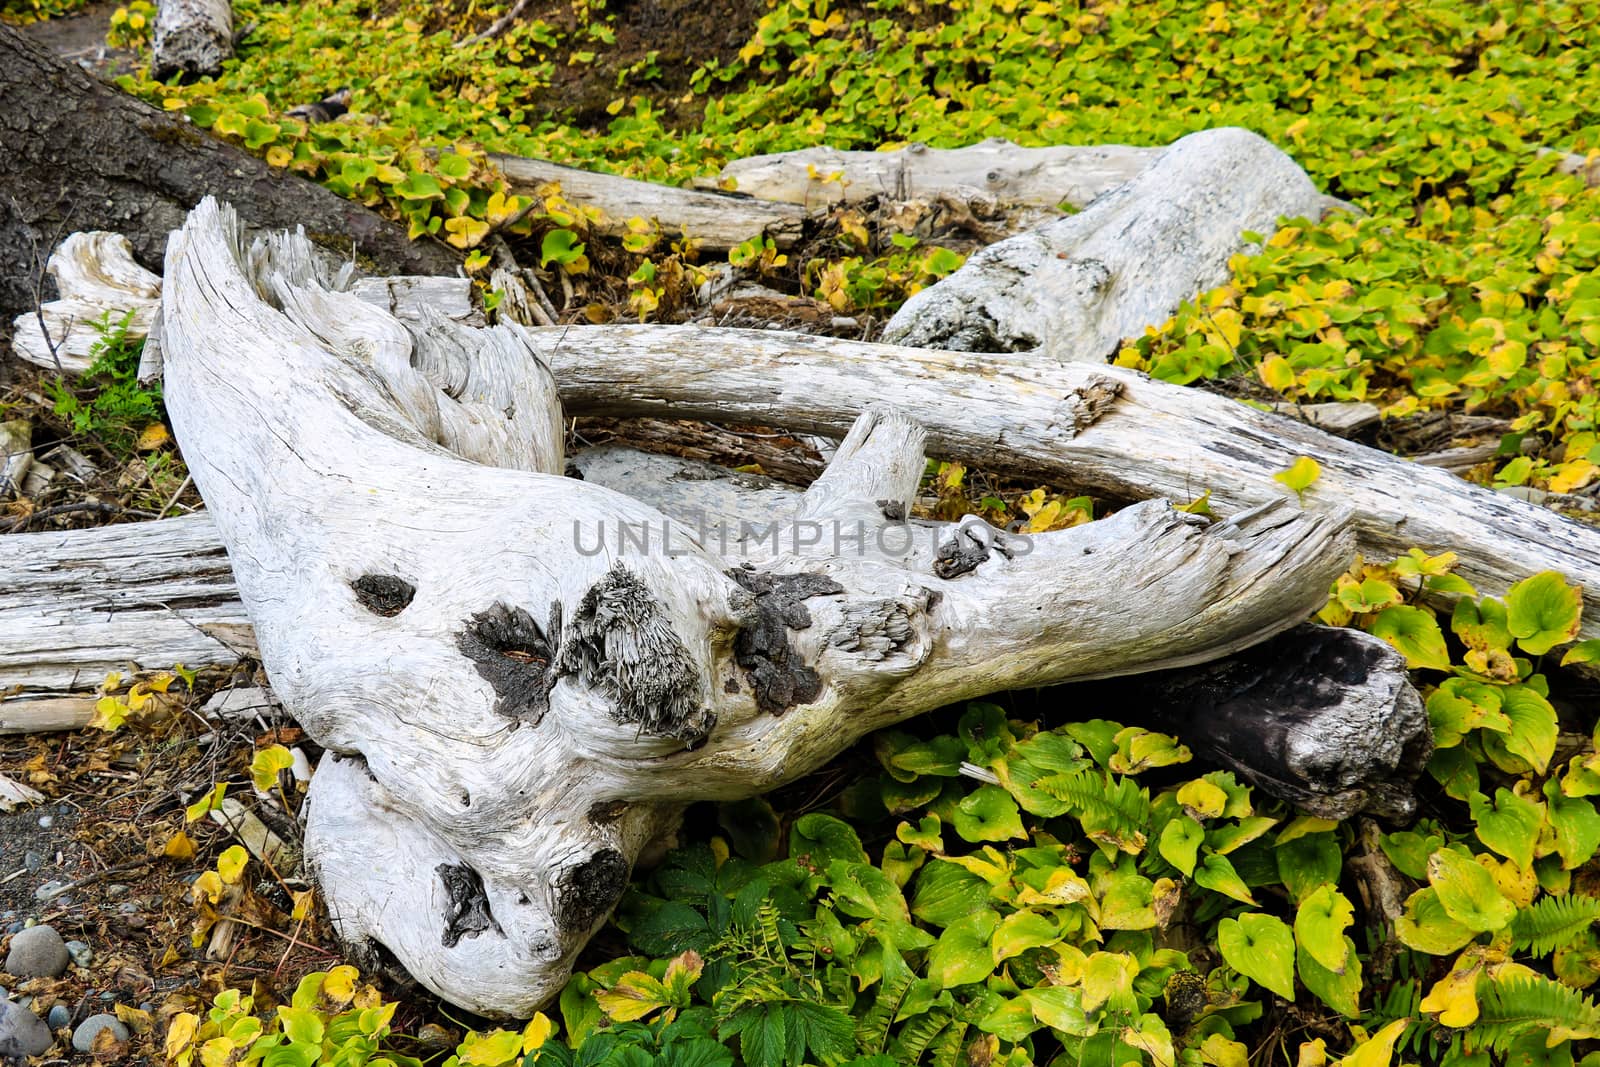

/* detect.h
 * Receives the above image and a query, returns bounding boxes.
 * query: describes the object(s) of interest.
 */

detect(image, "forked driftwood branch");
[152,199,1367,1015]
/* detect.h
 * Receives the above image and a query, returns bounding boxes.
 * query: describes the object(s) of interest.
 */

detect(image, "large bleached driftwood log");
[493,155,806,251]
[882,127,1340,361]
[158,199,1355,1016]
[0,440,1429,824]
[150,0,234,79]
[705,138,1163,211]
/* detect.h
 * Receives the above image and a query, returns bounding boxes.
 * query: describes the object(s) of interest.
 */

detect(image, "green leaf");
[1370,605,1452,670]
[1505,571,1582,655]
[911,861,991,927]
[1159,815,1203,876]
[790,812,869,868]
[926,910,999,988]
[436,152,473,179]
[395,171,443,200]
[1216,913,1297,1000]
[1275,832,1342,901]
[541,228,586,266]
[1498,684,1558,774]
[1544,780,1600,870]
[1273,455,1322,495]
[1194,852,1255,904]
[1562,639,1600,667]
[276,1006,324,1046]
[991,910,1059,963]
[1297,936,1362,1018]
[1428,848,1515,932]
[1470,788,1545,870]
[1395,887,1477,955]
[952,784,1026,842]
[1295,884,1356,972]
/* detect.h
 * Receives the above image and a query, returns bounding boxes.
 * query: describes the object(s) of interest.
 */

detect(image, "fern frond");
[1470,974,1600,1053]
[1508,895,1600,957]
[1034,770,1150,850]
[927,1017,969,1067]
[857,966,915,1053]
[891,1009,953,1064]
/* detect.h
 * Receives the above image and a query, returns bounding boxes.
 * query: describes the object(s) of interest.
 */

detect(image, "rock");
[71,1013,129,1052]
[3,925,69,978]
[21,853,41,873]
[33,881,67,902]
[64,940,92,968]
[0,999,53,1060]
[35,815,52,830]
[45,1005,69,1030]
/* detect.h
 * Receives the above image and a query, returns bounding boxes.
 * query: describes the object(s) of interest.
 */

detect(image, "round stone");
[71,1013,130,1053]
[64,941,92,968]
[0,999,53,1059]
[3,925,70,978]
[46,1004,70,1030]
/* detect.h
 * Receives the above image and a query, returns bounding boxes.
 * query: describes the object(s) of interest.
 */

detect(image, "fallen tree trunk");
[150,0,234,79]
[493,155,806,251]
[703,138,1162,211]
[882,127,1341,361]
[0,23,459,331]
[158,198,1355,1016]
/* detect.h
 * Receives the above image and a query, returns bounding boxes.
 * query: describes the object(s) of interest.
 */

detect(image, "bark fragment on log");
[158,198,1354,1016]
[493,155,806,252]
[10,232,162,373]
[1087,624,1431,821]
[0,24,459,330]
[150,0,234,79]
[705,138,1163,211]
[881,127,1341,362]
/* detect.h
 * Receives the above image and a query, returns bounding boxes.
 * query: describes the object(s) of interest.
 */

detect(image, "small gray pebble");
[117,902,139,915]
[0,999,53,1058]
[33,880,66,902]
[2,922,18,936]
[35,815,52,829]
[64,940,92,968]
[99,992,114,1002]
[72,1013,129,1052]
[22,852,42,873]
[138,1003,152,1014]
[46,1004,71,1030]
[105,884,129,899]
[0,985,7,999]
[4,924,70,978]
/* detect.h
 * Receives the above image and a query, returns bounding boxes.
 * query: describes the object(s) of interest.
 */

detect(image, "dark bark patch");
[554,564,713,747]
[436,863,503,947]
[933,521,1016,579]
[555,848,630,933]
[587,800,628,826]
[459,602,561,725]
[877,499,906,522]
[351,574,416,617]
[726,568,843,715]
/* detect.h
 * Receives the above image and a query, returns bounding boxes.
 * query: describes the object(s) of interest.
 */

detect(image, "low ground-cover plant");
[164,563,1600,1067]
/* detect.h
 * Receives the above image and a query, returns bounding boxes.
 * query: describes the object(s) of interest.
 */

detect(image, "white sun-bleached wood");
[10,232,162,373]
[158,199,1354,1016]
[705,138,1163,210]
[150,0,233,79]
[882,127,1343,362]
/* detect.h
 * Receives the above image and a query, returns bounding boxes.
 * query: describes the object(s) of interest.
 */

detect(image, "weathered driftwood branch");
[882,127,1341,361]
[10,232,162,373]
[702,138,1162,211]
[150,0,234,79]
[493,155,806,252]
[535,324,1600,639]
[158,199,1353,1015]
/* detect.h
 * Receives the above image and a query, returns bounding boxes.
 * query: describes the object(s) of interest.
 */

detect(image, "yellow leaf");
[1177,779,1228,820]
[291,888,316,921]
[444,215,491,250]
[1259,355,1295,392]
[1549,460,1599,494]
[114,1002,153,1033]
[216,844,249,885]
[266,145,293,169]
[1200,1033,1251,1067]
[164,830,197,861]
[165,1013,199,1061]
[320,964,359,1010]
[199,1036,235,1067]
[251,745,296,792]
[1420,953,1482,1027]
[192,871,224,905]
[1337,1019,1410,1067]
[1297,1039,1328,1067]
[522,1013,553,1053]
